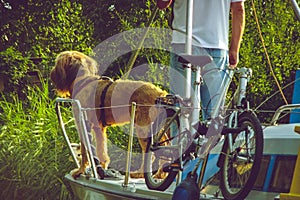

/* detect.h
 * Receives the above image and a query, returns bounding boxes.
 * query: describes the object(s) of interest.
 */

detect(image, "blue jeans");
[170,44,228,120]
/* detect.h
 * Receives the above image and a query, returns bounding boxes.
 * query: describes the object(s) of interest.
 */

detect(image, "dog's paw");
[71,168,85,179]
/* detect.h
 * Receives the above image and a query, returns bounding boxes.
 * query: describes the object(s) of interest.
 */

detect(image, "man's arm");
[229,1,245,68]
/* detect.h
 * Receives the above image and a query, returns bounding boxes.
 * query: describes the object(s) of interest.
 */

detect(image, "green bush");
[0,47,33,93]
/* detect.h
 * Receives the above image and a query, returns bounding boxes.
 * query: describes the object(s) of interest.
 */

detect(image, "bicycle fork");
[217,67,253,167]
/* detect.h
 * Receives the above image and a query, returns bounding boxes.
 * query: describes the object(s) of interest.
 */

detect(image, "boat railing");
[55,98,81,169]
[55,97,137,187]
[270,103,300,125]
[55,98,99,178]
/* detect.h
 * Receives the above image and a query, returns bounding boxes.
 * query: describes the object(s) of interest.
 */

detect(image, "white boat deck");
[63,173,280,200]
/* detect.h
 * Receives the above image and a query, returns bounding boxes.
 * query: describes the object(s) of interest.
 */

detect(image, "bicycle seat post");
[190,65,202,136]
[178,54,213,136]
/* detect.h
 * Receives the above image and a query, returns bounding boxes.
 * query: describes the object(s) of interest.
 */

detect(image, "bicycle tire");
[219,111,263,200]
[144,108,180,191]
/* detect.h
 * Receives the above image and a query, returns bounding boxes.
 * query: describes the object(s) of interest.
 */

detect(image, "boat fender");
[172,172,199,200]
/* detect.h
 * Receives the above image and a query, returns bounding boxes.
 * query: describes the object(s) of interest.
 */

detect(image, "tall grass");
[0,80,144,199]
[0,82,77,200]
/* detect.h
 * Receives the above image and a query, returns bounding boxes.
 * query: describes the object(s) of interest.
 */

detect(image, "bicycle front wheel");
[144,108,180,191]
[220,111,263,200]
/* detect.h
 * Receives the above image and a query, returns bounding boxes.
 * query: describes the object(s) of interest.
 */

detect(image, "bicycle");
[143,54,264,200]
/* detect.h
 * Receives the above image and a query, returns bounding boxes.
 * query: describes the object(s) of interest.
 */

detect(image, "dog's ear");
[76,52,98,77]
[50,55,67,85]
[50,51,81,95]
[50,51,99,96]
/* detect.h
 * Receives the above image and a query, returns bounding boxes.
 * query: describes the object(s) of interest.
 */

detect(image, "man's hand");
[229,50,239,69]
[156,0,173,10]
[229,2,245,69]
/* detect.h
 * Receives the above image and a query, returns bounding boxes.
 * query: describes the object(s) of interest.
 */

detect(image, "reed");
[0,80,142,199]
[0,81,77,200]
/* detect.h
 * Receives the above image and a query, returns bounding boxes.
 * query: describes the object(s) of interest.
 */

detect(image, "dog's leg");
[94,125,110,170]
[71,141,89,179]
[130,127,148,178]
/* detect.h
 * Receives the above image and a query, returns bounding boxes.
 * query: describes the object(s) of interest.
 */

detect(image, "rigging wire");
[255,76,300,111]
[251,0,289,105]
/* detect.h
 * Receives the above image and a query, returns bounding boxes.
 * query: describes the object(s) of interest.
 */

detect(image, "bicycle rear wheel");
[144,109,180,191]
[220,111,263,200]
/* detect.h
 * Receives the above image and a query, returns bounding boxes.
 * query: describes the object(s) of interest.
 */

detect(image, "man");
[158,0,245,120]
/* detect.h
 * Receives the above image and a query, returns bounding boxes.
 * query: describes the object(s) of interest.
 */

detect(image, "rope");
[255,76,300,111]
[81,103,178,111]
[81,103,287,113]
[123,7,159,78]
[251,0,288,105]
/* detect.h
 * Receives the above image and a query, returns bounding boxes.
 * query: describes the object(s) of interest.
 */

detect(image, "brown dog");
[50,51,168,178]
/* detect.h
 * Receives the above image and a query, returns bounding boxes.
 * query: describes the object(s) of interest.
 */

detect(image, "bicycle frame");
[177,66,252,143]
[175,66,253,188]
[148,64,254,191]
[226,67,253,157]
[177,65,235,150]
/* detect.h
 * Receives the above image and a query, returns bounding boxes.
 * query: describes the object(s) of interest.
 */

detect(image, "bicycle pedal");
[163,162,182,172]
[155,95,177,106]
[192,122,208,136]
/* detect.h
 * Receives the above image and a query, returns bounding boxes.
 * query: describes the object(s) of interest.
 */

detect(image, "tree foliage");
[0,47,33,94]
[0,0,94,91]
[239,0,299,121]
[1,0,297,112]
[0,0,299,198]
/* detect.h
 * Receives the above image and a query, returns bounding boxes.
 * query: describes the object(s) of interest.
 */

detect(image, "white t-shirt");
[172,0,244,50]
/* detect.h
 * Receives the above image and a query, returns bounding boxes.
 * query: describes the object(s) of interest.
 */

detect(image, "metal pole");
[197,154,209,189]
[176,0,194,183]
[124,102,137,187]
[80,109,99,178]
[184,0,194,99]
[185,0,193,55]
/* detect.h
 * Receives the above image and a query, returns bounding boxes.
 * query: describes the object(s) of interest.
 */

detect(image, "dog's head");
[50,51,99,97]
